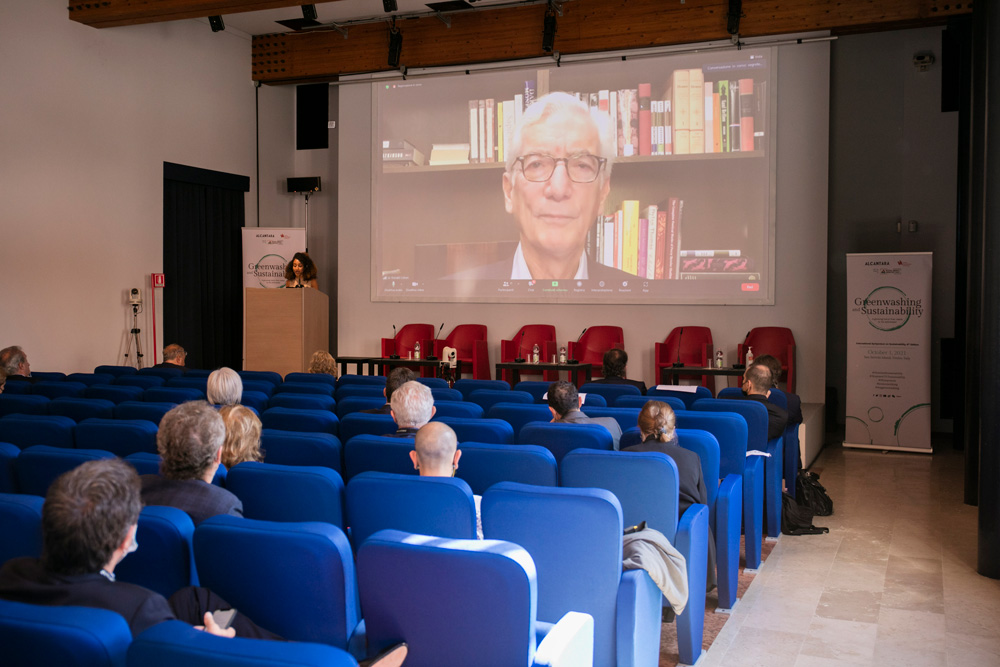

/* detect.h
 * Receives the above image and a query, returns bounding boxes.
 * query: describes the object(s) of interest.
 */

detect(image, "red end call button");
[741,283,760,292]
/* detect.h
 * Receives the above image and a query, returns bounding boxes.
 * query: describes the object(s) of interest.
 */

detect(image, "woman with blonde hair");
[624,400,708,518]
[218,405,264,469]
[308,350,339,378]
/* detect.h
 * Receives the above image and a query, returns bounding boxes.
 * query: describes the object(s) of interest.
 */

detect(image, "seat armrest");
[716,474,743,610]
[381,338,395,358]
[674,503,709,667]
[616,569,662,667]
[472,339,490,380]
[347,619,367,662]
[567,341,580,362]
[654,341,667,365]
[433,340,446,358]
[533,611,594,667]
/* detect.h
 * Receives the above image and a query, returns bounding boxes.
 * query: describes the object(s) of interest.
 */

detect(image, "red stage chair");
[433,324,490,380]
[380,323,435,362]
[567,326,624,379]
[499,325,558,384]
[654,326,715,394]
[738,327,796,392]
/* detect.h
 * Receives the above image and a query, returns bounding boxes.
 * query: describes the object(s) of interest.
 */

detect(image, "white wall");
[337,42,831,403]
[0,1,294,374]
[826,28,957,431]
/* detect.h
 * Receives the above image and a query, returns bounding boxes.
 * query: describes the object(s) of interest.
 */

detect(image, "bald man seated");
[411,422,482,539]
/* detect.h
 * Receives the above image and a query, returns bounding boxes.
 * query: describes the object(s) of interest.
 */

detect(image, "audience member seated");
[207,367,242,406]
[624,401,708,519]
[0,458,275,639]
[590,348,647,394]
[548,380,622,449]
[218,405,264,469]
[140,402,243,524]
[0,368,5,394]
[153,344,188,373]
[308,350,339,378]
[362,367,416,415]
[732,364,789,440]
[754,354,802,425]
[0,346,35,382]
[386,381,435,438]
[412,422,482,539]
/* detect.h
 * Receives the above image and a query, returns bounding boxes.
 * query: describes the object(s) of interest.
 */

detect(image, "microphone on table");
[514,330,526,363]
[426,322,445,360]
[672,327,685,367]
[389,324,400,359]
[567,328,587,363]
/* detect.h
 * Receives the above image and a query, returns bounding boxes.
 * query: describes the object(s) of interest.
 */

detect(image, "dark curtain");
[163,163,249,371]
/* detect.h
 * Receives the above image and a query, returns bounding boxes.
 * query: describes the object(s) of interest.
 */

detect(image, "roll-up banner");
[845,252,932,453]
[242,228,306,288]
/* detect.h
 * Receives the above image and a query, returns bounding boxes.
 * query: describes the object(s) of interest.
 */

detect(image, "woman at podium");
[284,252,319,289]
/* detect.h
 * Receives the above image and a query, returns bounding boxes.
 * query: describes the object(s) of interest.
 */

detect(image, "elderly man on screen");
[459,92,632,282]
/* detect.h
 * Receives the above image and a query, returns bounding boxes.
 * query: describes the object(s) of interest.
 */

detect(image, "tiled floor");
[701,438,1000,667]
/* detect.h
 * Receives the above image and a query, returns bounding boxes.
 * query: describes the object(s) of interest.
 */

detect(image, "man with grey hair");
[0,345,32,380]
[207,367,242,406]
[455,92,632,282]
[140,401,243,525]
[152,343,188,373]
[385,380,436,438]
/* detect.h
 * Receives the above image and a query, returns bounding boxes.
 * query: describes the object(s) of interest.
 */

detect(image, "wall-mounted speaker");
[287,177,321,193]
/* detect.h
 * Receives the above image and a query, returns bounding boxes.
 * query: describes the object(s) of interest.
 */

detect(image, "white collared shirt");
[510,243,589,280]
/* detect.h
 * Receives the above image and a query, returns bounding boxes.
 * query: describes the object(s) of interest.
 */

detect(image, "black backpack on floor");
[796,470,834,516]
[781,492,829,536]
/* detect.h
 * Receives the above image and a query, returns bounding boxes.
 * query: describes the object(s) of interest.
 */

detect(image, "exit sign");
[152,273,165,288]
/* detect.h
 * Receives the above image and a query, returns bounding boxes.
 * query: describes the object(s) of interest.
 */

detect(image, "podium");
[245,288,329,378]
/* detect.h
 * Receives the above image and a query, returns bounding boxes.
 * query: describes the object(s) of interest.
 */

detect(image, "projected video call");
[372,47,775,304]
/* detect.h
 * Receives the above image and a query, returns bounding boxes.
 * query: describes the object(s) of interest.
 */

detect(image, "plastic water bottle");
[558,346,568,364]
[532,343,540,364]
[414,341,421,360]
[715,350,724,368]
[745,346,754,367]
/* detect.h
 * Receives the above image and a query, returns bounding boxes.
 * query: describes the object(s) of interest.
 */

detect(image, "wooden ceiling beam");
[251,0,972,84]
[69,0,325,29]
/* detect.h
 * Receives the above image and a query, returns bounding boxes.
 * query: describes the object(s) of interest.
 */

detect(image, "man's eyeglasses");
[514,153,607,183]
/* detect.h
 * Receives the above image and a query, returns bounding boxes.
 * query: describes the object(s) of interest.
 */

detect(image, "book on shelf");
[485,98,495,163]
[514,93,524,129]
[428,143,471,166]
[468,101,479,163]
[712,89,722,153]
[622,199,640,275]
[717,80,730,153]
[728,81,741,152]
[592,198,682,279]
[609,90,619,156]
[738,78,755,152]
[680,249,742,258]
[537,69,550,97]
[704,82,715,154]
[753,80,767,151]
[496,100,504,163]
[688,68,705,154]
[664,197,682,279]
[524,79,536,108]
[637,217,649,278]
[638,83,652,157]
[680,257,753,272]
[669,69,690,155]
[382,148,426,166]
[502,99,515,163]
[478,100,486,165]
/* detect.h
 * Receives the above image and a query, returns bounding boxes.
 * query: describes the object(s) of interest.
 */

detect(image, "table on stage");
[337,356,378,376]
[372,357,460,381]
[659,365,746,386]
[496,361,592,388]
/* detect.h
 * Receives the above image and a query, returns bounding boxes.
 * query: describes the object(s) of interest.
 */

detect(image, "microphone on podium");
[514,329,526,363]
[672,328,685,367]
[426,323,445,360]
[389,324,400,359]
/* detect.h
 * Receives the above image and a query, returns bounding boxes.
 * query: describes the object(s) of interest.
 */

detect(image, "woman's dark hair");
[285,252,317,281]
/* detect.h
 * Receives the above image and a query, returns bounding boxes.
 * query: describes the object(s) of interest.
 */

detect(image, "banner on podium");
[845,252,932,453]
[242,228,306,288]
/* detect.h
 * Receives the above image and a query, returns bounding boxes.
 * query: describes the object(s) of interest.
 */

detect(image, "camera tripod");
[123,303,144,369]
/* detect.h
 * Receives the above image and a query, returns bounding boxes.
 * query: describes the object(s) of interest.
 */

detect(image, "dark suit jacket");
[783,392,803,425]
[151,362,188,375]
[0,557,174,637]
[742,394,789,440]
[382,427,419,438]
[449,251,635,284]
[622,436,708,519]
[589,376,647,395]
[555,409,622,450]
[360,404,392,415]
[140,475,242,526]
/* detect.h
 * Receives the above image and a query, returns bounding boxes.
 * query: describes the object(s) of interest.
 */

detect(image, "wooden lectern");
[245,288,329,378]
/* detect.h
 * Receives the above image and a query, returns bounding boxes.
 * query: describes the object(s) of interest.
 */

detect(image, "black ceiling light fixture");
[301,4,318,20]
[727,0,744,41]
[383,0,398,12]
[208,15,225,32]
[541,5,557,54]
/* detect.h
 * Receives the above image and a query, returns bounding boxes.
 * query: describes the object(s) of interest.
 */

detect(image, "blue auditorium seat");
[0,599,131,667]
[284,372,337,387]
[436,416,513,444]
[260,429,343,472]
[453,378,509,400]
[31,381,86,399]
[15,445,115,496]
[0,442,19,493]
[115,505,199,598]
[194,516,360,647]
[616,394,686,413]
[240,380,275,396]
[430,387,463,402]
[65,372,115,386]
[415,377,449,389]
[0,414,76,449]
[431,400,484,419]
[346,471,477,550]
[512,380,550,403]
[342,434,416,481]
[143,387,204,403]
[518,422,613,462]
[86,383,145,404]
[485,403,552,439]
[580,405,642,433]
[137,366,184,380]
[94,364,137,377]
[335,374,386,388]
[357,530,594,667]
[579,381,642,405]
[338,412,397,443]
[468,389,533,411]
[334,396,385,419]
[226,462,345,528]
[0,493,44,562]
[273,382,334,397]
[647,385,712,408]
[455,442,558,495]
[269,393,336,413]
[114,375,166,390]
[237,370,283,387]
[114,401,175,426]
[46,397,115,422]
[260,407,339,436]
[75,418,158,457]
[0,394,50,417]
[238,390,269,413]
[334,384,385,401]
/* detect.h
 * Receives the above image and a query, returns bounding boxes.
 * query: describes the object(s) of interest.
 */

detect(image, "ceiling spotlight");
[383,0,398,12]
[301,4,318,20]
[208,15,225,32]
[542,9,556,54]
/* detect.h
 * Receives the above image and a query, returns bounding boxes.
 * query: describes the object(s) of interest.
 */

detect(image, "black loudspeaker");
[296,83,329,150]
[208,15,225,32]
[287,177,321,193]
[301,4,318,20]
